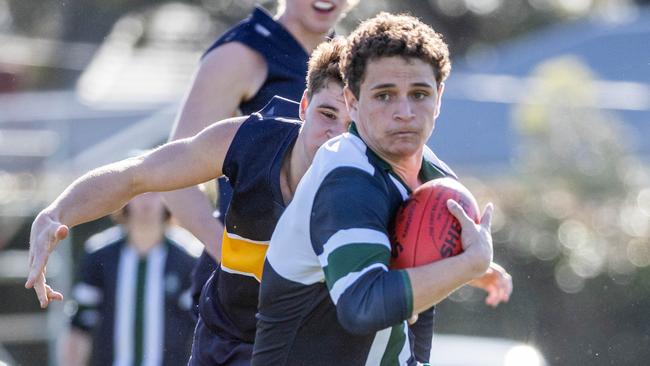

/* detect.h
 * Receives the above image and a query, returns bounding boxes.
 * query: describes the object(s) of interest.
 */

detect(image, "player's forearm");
[335,268,412,335]
[407,253,486,315]
[162,187,223,262]
[45,160,140,228]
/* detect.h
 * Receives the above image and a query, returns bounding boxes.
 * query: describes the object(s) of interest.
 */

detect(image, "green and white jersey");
[253,124,456,366]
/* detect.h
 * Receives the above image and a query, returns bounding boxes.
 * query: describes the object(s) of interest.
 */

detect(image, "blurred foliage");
[436,58,650,365]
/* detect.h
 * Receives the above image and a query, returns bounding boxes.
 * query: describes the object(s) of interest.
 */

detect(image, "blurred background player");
[162,0,356,318]
[57,193,196,366]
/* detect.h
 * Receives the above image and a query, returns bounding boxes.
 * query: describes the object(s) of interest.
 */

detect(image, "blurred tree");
[436,57,650,365]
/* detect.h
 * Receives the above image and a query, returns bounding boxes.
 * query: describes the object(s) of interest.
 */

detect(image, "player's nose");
[393,97,415,122]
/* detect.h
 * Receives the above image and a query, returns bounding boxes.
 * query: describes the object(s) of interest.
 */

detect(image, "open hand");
[25,212,69,308]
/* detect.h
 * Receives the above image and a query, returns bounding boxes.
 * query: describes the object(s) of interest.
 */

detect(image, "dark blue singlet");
[189,96,301,366]
[190,6,309,315]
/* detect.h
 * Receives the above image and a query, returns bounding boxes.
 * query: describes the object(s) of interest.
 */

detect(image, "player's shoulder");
[312,132,378,177]
[237,96,302,135]
[84,226,125,254]
[202,6,279,60]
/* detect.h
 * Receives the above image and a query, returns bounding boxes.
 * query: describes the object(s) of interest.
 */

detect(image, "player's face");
[300,82,351,162]
[285,0,347,34]
[125,192,167,227]
[344,56,443,162]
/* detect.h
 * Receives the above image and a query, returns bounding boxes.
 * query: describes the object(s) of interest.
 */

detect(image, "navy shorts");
[188,315,253,366]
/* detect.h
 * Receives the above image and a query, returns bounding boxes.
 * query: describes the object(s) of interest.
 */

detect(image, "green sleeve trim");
[399,269,414,316]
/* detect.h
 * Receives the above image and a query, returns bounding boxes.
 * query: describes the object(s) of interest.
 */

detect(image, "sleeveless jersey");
[198,96,301,343]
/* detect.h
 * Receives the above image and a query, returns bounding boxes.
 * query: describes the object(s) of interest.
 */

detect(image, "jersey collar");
[348,122,446,192]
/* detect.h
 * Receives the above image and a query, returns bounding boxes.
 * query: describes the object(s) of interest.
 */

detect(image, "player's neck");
[377,149,424,190]
[276,15,330,54]
[127,224,164,256]
[280,136,309,205]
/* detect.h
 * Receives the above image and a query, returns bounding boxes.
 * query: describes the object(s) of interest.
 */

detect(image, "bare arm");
[163,42,267,261]
[407,200,494,315]
[58,328,92,366]
[26,118,243,308]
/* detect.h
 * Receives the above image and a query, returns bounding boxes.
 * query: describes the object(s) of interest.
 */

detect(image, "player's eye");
[375,92,391,102]
[412,91,430,100]
[321,111,337,120]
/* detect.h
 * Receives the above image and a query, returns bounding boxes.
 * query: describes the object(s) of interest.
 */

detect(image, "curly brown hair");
[341,12,451,98]
[306,36,346,100]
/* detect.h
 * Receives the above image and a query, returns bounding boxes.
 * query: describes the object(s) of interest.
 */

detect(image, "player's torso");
[257,127,453,364]
[200,105,301,342]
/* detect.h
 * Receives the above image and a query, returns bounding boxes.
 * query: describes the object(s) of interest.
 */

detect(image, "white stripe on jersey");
[318,228,390,268]
[398,321,412,365]
[266,133,376,285]
[114,246,137,366]
[329,263,388,304]
[364,327,392,366]
[143,245,167,366]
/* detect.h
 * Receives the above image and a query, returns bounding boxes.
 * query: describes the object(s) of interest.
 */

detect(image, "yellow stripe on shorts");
[220,229,269,282]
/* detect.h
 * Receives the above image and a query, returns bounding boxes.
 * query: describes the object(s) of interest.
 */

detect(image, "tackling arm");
[25,118,243,308]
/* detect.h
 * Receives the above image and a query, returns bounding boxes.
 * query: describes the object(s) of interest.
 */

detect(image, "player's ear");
[343,86,359,122]
[299,89,309,121]
[434,82,445,119]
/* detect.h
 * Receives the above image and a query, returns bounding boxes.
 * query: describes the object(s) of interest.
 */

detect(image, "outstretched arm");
[26,117,243,308]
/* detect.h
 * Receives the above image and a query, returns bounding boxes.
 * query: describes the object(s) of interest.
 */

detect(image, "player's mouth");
[313,1,336,14]
[390,129,420,138]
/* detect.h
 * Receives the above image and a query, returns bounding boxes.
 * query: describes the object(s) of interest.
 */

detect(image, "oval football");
[391,177,480,269]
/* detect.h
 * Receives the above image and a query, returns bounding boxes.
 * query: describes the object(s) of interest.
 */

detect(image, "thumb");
[55,225,69,241]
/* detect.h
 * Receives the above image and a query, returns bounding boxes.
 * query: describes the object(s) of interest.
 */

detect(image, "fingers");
[25,249,48,289]
[446,199,475,231]
[33,273,49,308]
[480,203,494,231]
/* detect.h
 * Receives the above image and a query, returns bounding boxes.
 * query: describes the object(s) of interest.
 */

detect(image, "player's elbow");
[337,305,378,335]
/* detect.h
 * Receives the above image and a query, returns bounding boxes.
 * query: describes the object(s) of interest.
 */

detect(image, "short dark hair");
[305,37,346,100]
[342,12,451,98]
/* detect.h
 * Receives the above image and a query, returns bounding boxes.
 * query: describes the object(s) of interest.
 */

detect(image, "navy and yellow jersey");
[254,124,456,365]
[198,97,301,344]
[203,6,308,220]
[70,230,196,366]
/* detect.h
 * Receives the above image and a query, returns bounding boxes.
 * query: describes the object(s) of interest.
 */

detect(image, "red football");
[390,177,480,269]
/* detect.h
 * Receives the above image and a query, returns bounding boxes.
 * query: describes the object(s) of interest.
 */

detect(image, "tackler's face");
[125,192,167,227]
[285,0,348,34]
[345,56,444,162]
[299,82,351,163]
